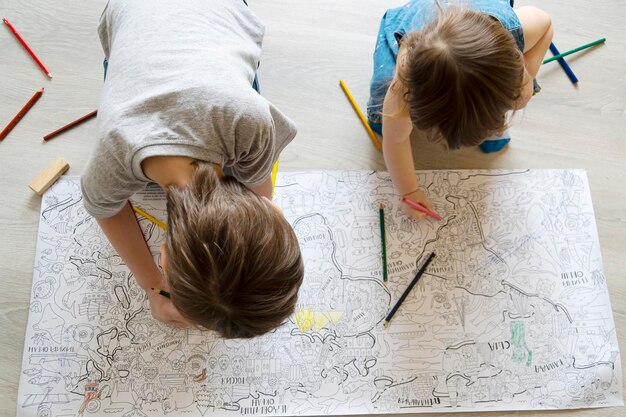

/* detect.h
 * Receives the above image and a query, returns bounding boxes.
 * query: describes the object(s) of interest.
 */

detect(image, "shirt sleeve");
[80,133,144,219]
[97,1,112,58]
[229,99,296,188]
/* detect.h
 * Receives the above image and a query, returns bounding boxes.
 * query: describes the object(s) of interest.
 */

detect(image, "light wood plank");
[27,157,69,195]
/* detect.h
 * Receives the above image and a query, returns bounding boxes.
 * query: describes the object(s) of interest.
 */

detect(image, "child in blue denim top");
[367,1,552,221]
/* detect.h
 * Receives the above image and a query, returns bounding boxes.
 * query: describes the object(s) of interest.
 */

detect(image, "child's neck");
[141,155,197,189]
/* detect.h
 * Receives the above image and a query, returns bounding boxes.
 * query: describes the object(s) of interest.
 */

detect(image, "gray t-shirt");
[81,0,297,218]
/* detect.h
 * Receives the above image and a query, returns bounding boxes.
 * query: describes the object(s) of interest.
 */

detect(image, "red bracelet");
[401,188,421,199]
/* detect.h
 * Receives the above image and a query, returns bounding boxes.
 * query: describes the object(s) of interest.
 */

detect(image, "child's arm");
[516,6,553,78]
[514,6,553,109]
[97,203,190,327]
[382,85,435,221]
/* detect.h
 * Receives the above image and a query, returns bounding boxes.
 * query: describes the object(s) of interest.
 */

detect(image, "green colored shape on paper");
[511,321,533,366]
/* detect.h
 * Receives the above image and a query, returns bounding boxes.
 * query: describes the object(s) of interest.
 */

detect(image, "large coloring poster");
[18,170,623,416]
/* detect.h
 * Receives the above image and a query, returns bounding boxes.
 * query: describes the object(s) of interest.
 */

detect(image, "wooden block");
[28,157,70,196]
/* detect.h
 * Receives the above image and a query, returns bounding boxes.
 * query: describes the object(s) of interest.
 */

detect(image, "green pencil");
[379,203,388,282]
[543,38,606,64]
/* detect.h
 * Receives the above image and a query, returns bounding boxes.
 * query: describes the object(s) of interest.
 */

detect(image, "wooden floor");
[1,0,624,416]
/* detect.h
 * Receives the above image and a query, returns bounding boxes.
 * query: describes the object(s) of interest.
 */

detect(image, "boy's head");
[396,7,525,149]
[163,162,304,338]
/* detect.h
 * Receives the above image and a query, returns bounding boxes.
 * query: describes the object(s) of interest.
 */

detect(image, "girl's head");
[396,7,525,149]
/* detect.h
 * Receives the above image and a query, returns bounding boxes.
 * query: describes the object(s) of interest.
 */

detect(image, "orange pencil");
[3,18,52,78]
[0,88,44,141]
[44,110,98,141]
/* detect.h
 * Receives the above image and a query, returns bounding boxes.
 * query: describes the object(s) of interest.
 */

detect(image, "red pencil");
[3,18,52,78]
[401,197,442,221]
[0,88,44,141]
[43,110,98,141]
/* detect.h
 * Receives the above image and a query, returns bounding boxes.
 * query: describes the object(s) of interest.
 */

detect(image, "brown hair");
[165,162,304,338]
[395,7,524,149]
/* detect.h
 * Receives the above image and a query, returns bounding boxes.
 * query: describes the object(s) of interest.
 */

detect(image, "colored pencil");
[542,38,606,64]
[0,88,44,141]
[3,18,52,78]
[133,206,168,231]
[271,159,279,198]
[401,197,441,221]
[379,204,388,282]
[129,202,170,300]
[128,201,150,247]
[339,79,382,152]
[151,288,171,299]
[43,110,98,141]
[384,252,435,326]
[548,43,578,85]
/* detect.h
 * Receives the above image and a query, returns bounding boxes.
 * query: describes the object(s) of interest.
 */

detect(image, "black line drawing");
[18,171,623,416]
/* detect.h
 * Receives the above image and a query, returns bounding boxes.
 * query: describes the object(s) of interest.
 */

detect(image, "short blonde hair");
[396,7,524,149]
[165,163,304,338]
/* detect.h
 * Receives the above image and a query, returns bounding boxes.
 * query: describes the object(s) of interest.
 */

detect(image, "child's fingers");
[422,200,436,212]
[420,197,440,217]
[403,205,427,221]
[412,207,427,219]
[413,212,427,221]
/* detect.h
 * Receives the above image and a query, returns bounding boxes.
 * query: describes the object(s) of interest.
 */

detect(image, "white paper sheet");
[17,170,623,416]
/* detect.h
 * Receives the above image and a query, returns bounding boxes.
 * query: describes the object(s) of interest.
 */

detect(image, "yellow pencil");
[339,79,382,152]
[133,206,168,231]
[271,159,279,198]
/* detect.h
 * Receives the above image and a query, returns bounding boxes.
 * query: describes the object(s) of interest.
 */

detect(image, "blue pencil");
[549,42,578,85]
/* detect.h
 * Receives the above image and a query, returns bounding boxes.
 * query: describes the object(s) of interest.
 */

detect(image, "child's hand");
[148,290,191,328]
[401,188,436,221]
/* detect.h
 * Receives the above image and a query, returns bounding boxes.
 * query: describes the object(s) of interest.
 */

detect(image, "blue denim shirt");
[367,0,524,127]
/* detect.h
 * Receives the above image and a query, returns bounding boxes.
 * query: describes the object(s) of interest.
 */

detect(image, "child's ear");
[160,244,168,274]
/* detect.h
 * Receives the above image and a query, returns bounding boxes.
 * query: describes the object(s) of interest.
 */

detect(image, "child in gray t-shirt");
[82,0,304,337]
